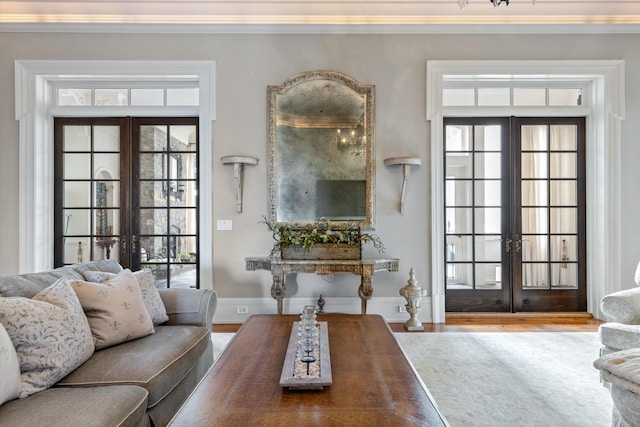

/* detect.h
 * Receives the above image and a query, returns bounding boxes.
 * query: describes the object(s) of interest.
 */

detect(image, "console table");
[245,257,399,314]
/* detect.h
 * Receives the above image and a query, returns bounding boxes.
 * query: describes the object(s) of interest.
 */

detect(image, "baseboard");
[213,296,434,324]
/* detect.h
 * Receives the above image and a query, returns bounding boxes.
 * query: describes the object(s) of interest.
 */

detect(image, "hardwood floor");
[213,312,602,333]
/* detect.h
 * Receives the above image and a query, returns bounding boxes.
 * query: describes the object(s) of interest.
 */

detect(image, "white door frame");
[426,60,625,322]
[14,60,216,288]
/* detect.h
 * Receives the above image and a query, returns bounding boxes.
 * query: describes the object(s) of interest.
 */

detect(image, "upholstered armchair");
[599,261,640,355]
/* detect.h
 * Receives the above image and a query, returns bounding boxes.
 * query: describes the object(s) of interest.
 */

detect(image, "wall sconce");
[384,156,421,214]
[221,155,259,213]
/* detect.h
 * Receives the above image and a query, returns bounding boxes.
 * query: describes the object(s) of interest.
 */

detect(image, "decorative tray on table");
[279,318,332,390]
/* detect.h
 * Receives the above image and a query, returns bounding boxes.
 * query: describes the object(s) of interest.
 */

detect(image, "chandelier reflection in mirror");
[335,115,366,156]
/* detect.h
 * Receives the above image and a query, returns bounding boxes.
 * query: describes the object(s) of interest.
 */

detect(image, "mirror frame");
[267,70,375,229]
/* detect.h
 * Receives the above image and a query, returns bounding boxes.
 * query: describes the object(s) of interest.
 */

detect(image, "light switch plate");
[217,219,232,231]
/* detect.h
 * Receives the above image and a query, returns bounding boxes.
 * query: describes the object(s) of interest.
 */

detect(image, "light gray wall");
[1,32,639,300]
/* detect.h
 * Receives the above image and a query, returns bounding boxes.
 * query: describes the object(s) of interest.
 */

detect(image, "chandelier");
[457,0,512,8]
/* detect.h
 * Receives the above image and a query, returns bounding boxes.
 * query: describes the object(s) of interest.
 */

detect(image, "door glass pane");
[140,125,168,151]
[475,181,501,206]
[64,182,91,207]
[94,154,120,176]
[445,125,472,151]
[447,235,472,262]
[521,153,548,179]
[521,180,548,206]
[170,126,197,151]
[475,236,501,262]
[139,154,166,179]
[64,126,91,151]
[63,209,91,235]
[169,208,195,233]
[475,153,501,179]
[65,237,91,264]
[446,180,472,206]
[521,235,548,261]
[446,208,472,233]
[140,208,167,235]
[550,208,577,233]
[551,264,577,288]
[94,126,120,151]
[64,154,91,179]
[446,155,472,178]
[550,181,576,205]
[521,126,548,151]
[551,236,576,263]
[475,264,502,289]
[550,153,576,178]
[140,236,168,262]
[521,208,548,234]
[550,125,577,150]
[475,208,501,234]
[474,125,502,151]
[140,181,167,207]
[522,263,548,288]
[447,263,473,289]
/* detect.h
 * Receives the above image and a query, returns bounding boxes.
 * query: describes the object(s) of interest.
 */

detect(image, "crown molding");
[2,22,639,35]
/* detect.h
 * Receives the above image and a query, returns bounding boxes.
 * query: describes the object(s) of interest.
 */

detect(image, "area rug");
[212,332,612,426]
[394,332,612,427]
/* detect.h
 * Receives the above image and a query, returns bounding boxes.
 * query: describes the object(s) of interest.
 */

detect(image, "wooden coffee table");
[169,314,447,426]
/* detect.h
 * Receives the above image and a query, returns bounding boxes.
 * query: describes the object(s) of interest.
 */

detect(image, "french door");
[53,117,200,288]
[444,117,586,312]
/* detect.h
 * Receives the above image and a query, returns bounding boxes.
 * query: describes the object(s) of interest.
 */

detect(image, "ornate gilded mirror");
[268,70,375,228]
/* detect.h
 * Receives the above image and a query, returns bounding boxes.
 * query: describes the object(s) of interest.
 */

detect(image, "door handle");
[504,237,513,253]
[120,236,127,252]
[515,234,522,252]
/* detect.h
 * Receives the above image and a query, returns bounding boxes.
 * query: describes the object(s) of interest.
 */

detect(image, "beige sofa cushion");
[58,325,211,408]
[83,268,169,326]
[71,269,155,350]
[0,385,150,427]
[0,323,20,405]
[0,278,95,398]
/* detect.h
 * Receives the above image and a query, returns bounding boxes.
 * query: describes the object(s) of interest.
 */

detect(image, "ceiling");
[0,0,639,33]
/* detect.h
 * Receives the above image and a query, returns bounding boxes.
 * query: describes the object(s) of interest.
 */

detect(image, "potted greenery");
[260,217,385,260]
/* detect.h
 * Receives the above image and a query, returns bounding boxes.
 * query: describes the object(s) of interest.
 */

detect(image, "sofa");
[0,259,217,427]
[593,260,640,427]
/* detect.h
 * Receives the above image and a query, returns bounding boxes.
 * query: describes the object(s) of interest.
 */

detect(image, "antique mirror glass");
[268,70,375,228]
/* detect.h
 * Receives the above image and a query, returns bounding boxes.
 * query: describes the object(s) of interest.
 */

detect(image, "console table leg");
[358,274,373,314]
[271,273,286,315]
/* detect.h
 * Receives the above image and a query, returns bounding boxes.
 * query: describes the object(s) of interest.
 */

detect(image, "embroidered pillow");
[0,322,21,405]
[83,268,169,325]
[0,278,95,398]
[71,269,154,350]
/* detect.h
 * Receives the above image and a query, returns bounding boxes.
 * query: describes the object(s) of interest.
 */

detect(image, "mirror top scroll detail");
[268,70,375,229]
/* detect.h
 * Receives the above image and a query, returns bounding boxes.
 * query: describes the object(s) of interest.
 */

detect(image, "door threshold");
[446,312,593,319]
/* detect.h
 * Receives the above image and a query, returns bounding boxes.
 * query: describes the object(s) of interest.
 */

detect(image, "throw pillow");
[71,269,155,350]
[83,268,169,325]
[0,278,95,398]
[0,323,21,405]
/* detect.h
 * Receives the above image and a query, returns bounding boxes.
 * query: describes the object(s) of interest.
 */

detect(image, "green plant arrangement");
[260,216,385,258]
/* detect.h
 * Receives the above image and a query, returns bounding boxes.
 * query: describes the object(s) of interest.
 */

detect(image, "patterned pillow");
[83,268,169,325]
[0,278,95,398]
[0,322,21,405]
[71,269,155,350]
